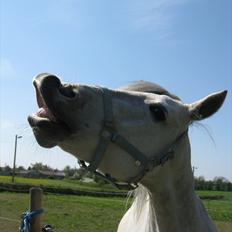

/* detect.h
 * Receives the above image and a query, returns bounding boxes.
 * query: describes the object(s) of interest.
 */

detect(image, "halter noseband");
[79,88,187,190]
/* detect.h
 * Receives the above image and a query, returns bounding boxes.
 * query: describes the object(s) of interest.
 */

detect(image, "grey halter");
[79,88,188,190]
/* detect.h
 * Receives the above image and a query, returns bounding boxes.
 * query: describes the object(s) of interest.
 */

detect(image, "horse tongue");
[36,107,57,122]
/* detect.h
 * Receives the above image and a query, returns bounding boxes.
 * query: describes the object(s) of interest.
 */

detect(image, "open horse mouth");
[33,79,58,122]
[28,73,75,147]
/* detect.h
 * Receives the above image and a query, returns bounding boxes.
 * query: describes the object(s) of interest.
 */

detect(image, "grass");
[0,175,120,192]
[0,192,128,232]
[0,192,231,232]
[0,176,232,231]
[197,191,232,223]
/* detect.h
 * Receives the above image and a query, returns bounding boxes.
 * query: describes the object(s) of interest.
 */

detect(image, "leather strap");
[87,130,111,172]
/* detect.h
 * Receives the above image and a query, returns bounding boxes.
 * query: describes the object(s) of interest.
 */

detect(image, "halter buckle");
[78,160,87,169]
[101,130,112,140]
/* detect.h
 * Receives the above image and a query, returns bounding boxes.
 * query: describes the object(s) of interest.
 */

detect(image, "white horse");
[28,73,227,232]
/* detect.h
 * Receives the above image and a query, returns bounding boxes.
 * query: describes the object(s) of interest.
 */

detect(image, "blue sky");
[0,0,231,181]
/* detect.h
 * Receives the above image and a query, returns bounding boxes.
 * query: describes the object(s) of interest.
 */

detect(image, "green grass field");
[0,192,128,232]
[0,176,231,232]
[0,175,119,192]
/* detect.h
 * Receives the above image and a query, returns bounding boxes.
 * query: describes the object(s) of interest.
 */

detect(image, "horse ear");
[188,90,227,121]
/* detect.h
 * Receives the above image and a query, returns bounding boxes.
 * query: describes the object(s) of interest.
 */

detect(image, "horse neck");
[139,136,217,232]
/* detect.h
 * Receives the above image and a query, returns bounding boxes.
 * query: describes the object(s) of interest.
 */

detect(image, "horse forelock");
[119,81,180,101]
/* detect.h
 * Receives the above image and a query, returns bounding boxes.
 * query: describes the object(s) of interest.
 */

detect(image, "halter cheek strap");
[79,88,188,190]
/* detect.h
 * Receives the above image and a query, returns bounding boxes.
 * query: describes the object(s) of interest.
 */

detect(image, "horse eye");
[149,104,167,121]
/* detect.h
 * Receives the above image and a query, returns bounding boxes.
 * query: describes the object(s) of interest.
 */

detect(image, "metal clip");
[101,130,112,139]
[78,160,87,169]
[42,224,55,232]
[135,160,141,167]
[111,133,119,142]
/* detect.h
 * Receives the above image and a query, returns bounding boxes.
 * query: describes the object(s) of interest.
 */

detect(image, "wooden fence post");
[29,187,43,232]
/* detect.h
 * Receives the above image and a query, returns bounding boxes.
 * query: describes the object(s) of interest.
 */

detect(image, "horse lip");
[27,114,70,148]
[32,74,68,126]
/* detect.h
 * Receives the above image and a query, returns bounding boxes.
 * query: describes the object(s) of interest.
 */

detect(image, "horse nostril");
[59,85,77,98]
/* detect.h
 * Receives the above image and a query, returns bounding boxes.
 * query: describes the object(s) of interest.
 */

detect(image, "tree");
[4,165,12,173]
[213,176,229,191]
[30,162,53,171]
[17,166,26,171]
[195,176,206,190]
[194,176,232,191]
[63,165,75,177]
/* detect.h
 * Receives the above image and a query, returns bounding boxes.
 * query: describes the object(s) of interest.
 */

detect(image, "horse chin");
[28,114,71,148]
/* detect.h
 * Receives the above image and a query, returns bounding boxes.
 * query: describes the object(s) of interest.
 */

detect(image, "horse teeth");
[36,107,57,122]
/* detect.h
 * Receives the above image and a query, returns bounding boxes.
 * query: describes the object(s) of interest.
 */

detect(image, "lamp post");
[192,166,198,177]
[12,134,22,183]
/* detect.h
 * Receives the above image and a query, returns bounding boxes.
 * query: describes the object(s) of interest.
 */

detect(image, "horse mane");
[132,185,158,231]
[119,81,181,101]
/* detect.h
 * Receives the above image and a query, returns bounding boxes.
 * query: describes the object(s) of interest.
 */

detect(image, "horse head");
[28,73,227,188]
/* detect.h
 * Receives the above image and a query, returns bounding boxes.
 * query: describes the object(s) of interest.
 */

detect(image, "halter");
[79,88,187,190]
